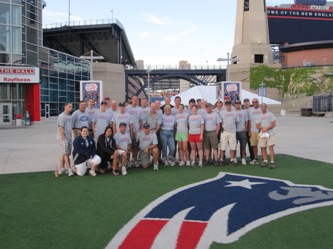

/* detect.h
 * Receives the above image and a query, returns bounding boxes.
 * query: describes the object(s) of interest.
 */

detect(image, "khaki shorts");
[259,135,276,147]
[139,149,152,165]
[220,131,237,151]
[204,131,219,149]
[72,129,81,140]
[250,131,260,146]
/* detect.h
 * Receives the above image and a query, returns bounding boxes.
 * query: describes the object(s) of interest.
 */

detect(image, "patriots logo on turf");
[107,173,333,249]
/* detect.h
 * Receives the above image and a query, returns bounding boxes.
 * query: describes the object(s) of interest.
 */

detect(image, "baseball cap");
[235,100,241,104]
[104,96,110,100]
[216,98,223,103]
[119,122,127,127]
[206,103,213,107]
[189,98,196,103]
[143,123,150,129]
[243,98,250,102]
[100,100,107,105]
[118,102,125,107]
[225,101,231,105]
[259,132,270,138]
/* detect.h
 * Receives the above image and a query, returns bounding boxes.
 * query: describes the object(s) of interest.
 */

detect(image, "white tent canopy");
[164,86,281,106]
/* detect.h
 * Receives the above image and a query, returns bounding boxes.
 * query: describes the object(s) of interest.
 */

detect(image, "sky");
[42,0,294,68]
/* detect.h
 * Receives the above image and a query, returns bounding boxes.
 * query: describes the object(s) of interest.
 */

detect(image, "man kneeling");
[137,123,159,170]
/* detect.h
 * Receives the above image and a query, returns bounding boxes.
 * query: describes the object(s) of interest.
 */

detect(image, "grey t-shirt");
[220,110,239,133]
[235,109,249,132]
[203,112,221,132]
[161,114,176,131]
[249,107,262,132]
[175,112,189,133]
[86,107,97,130]
[256,112,276,135]
[142,113,162,131]
[136,131,158,150]
[92,110,112,137]
[71,109,89,129]
[114,132,132,150]
[126,105,142,133]
[112,112,133,133]
[140,107,151,121]
[57,112,72,140]
[107,108,118,122]
[188,114,204,134]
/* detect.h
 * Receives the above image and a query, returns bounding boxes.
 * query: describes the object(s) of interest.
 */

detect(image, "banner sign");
[220,81,242,106]
[80,81,103,107]
[0,66,40,83]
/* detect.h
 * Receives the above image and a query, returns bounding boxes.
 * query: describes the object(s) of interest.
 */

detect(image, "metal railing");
[313,92,333,113]
[43,18,124,30]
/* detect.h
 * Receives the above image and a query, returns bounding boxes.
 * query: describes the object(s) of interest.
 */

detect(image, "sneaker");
[261,161,268,167]
[270,162,275,169]
[121,166,127,176]
[178,161,185,166]
[233,158,238,164]
[241,158,247,165]
[169,160,175,166]
[89,170,97,176]
[186,161,191,166]
[230,160,237,167]
[249,159,259,165]
[214,161,219,167]
[219,160,224,166]
[153,164,159,171]
[191,161,196,167]
[58,168,66,175]
[68,169,74,177]
[198,161,203,167]
[112,170,120,176]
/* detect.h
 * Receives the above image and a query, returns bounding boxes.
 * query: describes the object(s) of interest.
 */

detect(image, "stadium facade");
[0,0,90,125]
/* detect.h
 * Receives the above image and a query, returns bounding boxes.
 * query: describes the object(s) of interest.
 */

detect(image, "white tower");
[229,0,273,90]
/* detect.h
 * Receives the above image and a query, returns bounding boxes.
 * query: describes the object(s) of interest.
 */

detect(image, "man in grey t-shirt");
[71,100,89,139]
[203,103,221,166]
[56,102,73,176]
[219,101,239,166]
[256,103,276,168]
[92,101,112,140]
[136,123,159,170]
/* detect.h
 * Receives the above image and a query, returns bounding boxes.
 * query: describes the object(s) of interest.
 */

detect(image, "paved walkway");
[0,116,332,174]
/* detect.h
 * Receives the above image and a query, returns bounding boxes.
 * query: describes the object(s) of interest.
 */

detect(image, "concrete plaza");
[0,115,332,174]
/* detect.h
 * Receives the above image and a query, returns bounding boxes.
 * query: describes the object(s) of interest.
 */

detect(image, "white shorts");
[115,150,126,156]
[220,131,237,151]
[75,155,101,176]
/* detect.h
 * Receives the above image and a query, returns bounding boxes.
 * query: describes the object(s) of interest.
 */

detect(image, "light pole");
[259,81,266,104]
[146,69,152,104]
[79,50,104,80]
[217,52,239,81]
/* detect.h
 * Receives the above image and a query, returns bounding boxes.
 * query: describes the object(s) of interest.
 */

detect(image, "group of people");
[56,95,276,177]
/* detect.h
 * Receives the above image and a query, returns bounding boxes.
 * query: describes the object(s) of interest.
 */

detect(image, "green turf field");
[1,154,333,249]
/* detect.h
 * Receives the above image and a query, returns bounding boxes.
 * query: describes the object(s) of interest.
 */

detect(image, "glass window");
[0,24,10,52]
[11,5,21,26]
[12,27,22,54]
[0,3,10,25]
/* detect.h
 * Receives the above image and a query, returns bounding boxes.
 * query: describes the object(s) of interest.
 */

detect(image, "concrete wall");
[93,62,126,103]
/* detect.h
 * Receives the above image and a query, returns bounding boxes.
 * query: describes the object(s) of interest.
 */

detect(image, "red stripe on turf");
[176,221,207,249]
[119,219,168,249]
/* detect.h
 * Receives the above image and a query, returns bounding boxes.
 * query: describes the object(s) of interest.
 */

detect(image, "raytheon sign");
[0,66,40,83]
